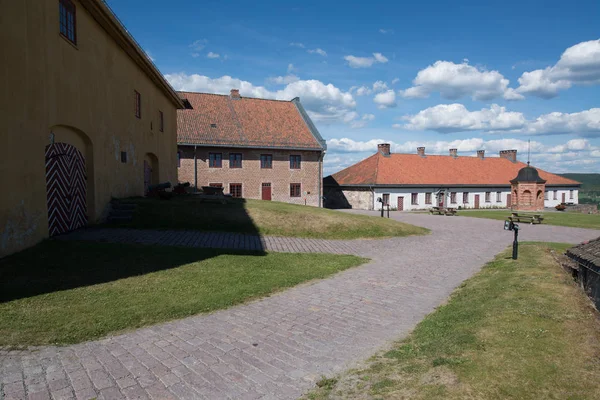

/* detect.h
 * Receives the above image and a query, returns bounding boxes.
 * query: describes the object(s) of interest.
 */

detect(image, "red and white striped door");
[45,143,87,236]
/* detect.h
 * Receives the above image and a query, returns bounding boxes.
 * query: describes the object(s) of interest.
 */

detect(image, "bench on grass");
[193,186,230,204]
[429,206,457,216]
[508,212,544,224]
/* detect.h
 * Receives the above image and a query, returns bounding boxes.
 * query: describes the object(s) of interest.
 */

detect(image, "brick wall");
[511,182,545,211]
[178,146,323,207]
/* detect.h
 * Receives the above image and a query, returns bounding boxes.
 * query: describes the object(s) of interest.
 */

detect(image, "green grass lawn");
[108,196,429,239]
[0,240,366,346]
[307,243,600,399]
[460,209,600,230]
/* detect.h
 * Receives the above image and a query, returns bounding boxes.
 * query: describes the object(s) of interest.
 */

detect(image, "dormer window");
[59,0,77,45]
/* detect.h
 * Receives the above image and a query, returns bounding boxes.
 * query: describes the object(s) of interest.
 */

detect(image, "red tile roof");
[177,92,325,150]
[328,152,580,187]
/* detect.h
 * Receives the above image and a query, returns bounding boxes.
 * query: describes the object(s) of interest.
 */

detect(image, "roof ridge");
[177,91,293,103]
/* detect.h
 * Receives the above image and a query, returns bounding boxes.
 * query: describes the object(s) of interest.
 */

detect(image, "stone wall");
[324,187,373,210]
[566,204,598,214]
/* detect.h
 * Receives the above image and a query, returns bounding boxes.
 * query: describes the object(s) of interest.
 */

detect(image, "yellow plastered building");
[0,0,184,257]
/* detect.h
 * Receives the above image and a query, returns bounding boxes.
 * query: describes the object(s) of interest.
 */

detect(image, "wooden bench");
[508,213,544,224]
[429,207,457,216]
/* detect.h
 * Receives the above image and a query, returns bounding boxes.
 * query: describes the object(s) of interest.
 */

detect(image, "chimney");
[417,147,425,157]
[449,148,458,158]
[477,150,485,159]
[499,149,517,162]
[230,89,240,99]
[378,143,391,156]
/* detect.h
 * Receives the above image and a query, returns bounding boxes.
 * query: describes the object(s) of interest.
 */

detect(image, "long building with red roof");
[324,143,580,211]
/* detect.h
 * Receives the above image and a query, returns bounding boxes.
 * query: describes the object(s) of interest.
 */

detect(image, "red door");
[562,193,566,203]
[474,194,480,209]
[507,194,512,208]
[261,183,272,201]
[438,193,444,207]
[397,196,404,211]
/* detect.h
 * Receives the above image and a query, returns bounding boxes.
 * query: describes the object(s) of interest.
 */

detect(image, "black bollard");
[512,225,519,260]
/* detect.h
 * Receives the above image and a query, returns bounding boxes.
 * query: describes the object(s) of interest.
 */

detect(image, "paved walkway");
[1,214,597,400]
[53,228,364,255]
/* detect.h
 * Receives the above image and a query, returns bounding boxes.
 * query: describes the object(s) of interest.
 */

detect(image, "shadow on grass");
[107,196,267,234]
[2,196,266,303]
[0,241,266,303]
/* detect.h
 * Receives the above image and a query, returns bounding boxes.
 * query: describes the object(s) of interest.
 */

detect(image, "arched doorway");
[144,153,159,195]
[45,142,87,236]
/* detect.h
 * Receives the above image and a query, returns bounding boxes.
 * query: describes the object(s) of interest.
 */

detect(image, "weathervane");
[527,139,531,166]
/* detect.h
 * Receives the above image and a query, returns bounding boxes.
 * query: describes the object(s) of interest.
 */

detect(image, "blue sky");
[107,0,600,175]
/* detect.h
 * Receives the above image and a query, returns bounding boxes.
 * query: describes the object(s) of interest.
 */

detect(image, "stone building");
[324,144,580,211]
[176,90,327,206]
[510,164,546,211]
[0,0,183,257]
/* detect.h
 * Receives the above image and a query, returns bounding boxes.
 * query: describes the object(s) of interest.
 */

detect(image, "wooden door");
[144,160,152,195]
[562,193,566,203]
[397,196,404,211]
[45,143,87,236]
[474,194,480,209]
[507,194,512,208]
[261,183,272,201]
[438,193,444,207]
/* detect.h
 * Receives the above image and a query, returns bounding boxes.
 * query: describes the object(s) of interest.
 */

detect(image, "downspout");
[319,150,325,207]
[193,145,198,192]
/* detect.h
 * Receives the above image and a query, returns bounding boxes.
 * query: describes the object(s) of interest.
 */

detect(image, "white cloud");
[351,81,388,96]
[373,90,397,109]
[391,77,400,85]
[399,103,600,137]
[379,29,394,34]
[352,86,371,96]
[517,39,600,98]
[546,139,592,153]
[267,74,300,85]
[307,48,327,57]
[399,60,523,101]
[207,52,220,59]
[166,73,357,123]
[190,39,207,52]
[344,53,389,68]
[372,80,389,92]
[518,108,600,136]
[349,113,376,129]
[289,42,305,48]
[287,63,296,73]
[401,104,525,132]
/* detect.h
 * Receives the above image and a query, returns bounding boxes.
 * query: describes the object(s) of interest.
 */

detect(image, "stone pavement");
[53,228,364,255]
[1,213,597,400]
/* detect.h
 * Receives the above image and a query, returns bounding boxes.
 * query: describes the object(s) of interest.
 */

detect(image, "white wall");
[373,187,511,211]
[372,186,579,211]
[544,187,578,207]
